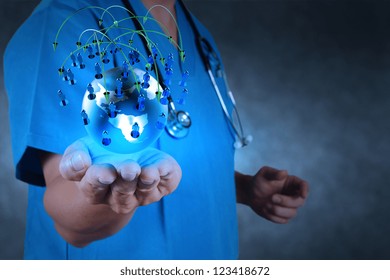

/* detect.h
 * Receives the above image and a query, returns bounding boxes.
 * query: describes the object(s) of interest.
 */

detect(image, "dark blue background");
[1,0,389,259]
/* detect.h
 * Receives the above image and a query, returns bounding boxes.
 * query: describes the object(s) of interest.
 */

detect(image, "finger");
[138,165,160,191]
[263,208,289,224]
[79,163,117,204]
[109,177,140,214]
[258,166,288,181]
[59,140,92,181]
[266,203,297,219]
[115,160,141,193]
[282,176,310,199]
[298,178,310,199]
[157,157,182,195]
[135,165,161,205]
[108,161,141,214]
[272,193,306,208]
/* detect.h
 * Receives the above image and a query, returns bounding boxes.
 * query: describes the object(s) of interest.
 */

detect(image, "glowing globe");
[82,67,168,154]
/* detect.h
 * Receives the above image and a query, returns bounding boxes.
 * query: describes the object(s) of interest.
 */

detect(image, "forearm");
[42,153,135,247]
[44,178,135,247]
[235,171,252,205]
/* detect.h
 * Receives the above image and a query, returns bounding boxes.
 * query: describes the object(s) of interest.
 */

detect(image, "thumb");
[59,139,92,181]
[258,166,288,181]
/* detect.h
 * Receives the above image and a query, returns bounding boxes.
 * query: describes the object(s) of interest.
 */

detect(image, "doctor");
[5,0,309,259]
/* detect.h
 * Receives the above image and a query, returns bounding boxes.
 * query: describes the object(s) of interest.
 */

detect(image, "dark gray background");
[1,0,389,259]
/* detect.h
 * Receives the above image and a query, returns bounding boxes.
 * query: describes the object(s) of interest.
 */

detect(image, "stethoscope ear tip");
[234,141,243,149]
[234,134,253,149]
[245,135,253,144]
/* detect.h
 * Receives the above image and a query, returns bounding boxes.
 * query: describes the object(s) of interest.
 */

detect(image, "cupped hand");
[59,137,182,214]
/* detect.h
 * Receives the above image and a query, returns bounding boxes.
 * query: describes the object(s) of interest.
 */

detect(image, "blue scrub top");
[4,0,238,259]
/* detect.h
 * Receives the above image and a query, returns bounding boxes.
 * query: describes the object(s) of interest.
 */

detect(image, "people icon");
[122,61,129,79]
[87,45,95,59]
[67,69,76,85]
[115,78,123,98]
[62,70,69,82]
[164,67,173,85]
[130,123,140,138]
[164,53,174,85]
[160,88,170,105]
[156,113,166,130]
[70,53,77,67]
[137,94,145,111]
[145,55,154,71]
[107,102,117,118]
[80,109,89,125]
[102,51,110,64]
[95,63,103,79]
[128,49,140,65]
[57,90,68,107]
[151,45,158,58]
[177,88,188,105]
[86,83,96,100]
[95,44,100,56]
[77,53,85,69]
[142,72,150,89]
[101,130,111,146]
[147,55,154,65]
[165,53,174,69]
[179,70,189,87]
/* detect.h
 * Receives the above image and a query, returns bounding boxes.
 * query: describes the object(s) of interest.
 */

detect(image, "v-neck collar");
[128,0,196,76]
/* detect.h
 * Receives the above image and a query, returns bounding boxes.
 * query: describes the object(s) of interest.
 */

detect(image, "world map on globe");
[82,67,168,154]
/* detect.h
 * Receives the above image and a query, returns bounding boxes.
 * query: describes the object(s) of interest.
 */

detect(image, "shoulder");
[185,9,223,61]
[188,11,216,44]
[4,0,101,65]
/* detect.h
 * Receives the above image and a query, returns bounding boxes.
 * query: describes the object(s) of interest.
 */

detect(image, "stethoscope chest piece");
[165,110,192,139]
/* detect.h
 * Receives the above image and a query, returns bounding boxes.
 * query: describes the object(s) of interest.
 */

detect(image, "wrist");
[235,172,253,205]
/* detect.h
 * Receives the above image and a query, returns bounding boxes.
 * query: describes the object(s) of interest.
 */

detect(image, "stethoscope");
[121,0,252,148]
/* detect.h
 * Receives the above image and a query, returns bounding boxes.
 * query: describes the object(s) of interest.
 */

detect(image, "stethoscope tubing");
[120,0,250,146]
